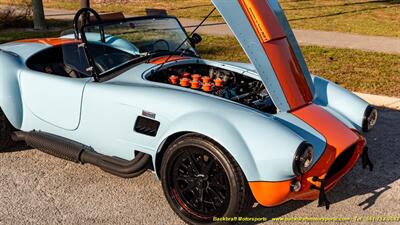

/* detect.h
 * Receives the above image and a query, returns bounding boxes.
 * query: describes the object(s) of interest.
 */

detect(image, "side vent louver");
[134,116,160,137]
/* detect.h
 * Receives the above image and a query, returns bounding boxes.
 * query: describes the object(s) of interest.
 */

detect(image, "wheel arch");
[312,74,369,131]
[153,111,305,182]
[153,116,260,182]
[154,131,192,178]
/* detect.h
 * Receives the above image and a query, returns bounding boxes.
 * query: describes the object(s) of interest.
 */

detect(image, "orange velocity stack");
[168,75,179,85]
[191,80,200,89]
[182,72,191,79]
[180,78,190,87]
[202,83,213,92]
[191,74,202,81]
[202,76,211,84]
[214,78,223,87]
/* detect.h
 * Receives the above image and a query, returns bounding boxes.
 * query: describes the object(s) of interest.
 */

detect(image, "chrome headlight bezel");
[362,105,378,132]
[293,142,314,176]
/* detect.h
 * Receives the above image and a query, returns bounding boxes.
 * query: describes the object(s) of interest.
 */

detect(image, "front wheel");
[0,109,16,150]
[161,134,254,225]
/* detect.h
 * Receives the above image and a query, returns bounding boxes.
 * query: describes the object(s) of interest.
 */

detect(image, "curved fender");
[0,50,24,128]
[312,75,369,131]
[156,111,305,182]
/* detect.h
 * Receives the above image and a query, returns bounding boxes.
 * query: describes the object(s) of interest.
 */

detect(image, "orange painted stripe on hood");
[237,0,286,42]
[291,104,361,200]
[292,104,359,156]
[16,38,81,46]
[263,39,314,110]
[238,0,313,110]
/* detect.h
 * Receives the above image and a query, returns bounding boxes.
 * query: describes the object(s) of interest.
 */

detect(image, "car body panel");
[19,69,90,130]
[0,42,48,60]
[268,0,315,95]
[0,49,24,128]
[312,75,369,130]
[274,112,327,163]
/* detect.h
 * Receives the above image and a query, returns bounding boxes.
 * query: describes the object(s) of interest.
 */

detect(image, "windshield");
[79,17,198,75]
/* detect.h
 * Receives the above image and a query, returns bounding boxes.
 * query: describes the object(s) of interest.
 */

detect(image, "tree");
[80,0,90,8]
[32,0,46,30]
[80,0,90,25]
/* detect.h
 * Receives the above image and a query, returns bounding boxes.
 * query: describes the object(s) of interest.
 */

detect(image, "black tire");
[161,134,254,225]
[0,108,16,150]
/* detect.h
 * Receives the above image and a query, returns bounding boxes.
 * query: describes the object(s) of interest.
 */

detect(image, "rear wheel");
[161,134,254,225]
[0,109,16,150]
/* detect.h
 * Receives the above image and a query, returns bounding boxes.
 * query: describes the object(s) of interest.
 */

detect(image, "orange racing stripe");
[292,104,360,191]
[238,0,313,110]
[292,104,359,157]
[16,38,81,46]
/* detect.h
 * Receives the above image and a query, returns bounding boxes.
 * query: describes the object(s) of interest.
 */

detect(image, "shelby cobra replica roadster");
[0,0,378,224]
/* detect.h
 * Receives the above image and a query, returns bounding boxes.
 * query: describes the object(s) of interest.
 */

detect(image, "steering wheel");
[73,8,105,42]
[151,39,170,53]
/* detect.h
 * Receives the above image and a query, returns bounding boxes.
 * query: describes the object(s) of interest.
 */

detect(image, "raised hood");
[211,0,315,112]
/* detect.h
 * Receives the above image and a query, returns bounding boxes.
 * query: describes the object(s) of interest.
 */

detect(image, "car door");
[19,70,91,131]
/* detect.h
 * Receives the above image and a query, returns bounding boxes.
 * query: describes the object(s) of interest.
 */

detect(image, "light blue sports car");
[0,1,378,224]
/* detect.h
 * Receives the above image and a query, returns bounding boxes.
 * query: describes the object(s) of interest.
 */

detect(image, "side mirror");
[190,33,202,46]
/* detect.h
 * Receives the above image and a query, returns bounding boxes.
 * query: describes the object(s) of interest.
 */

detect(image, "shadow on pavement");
[247,108,400,223]
[1,142,31,153]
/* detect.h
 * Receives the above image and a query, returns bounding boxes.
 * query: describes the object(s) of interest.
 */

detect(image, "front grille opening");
[325,144,357,180]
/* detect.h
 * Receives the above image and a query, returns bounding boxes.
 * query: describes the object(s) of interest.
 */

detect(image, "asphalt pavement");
[0,108,399,225]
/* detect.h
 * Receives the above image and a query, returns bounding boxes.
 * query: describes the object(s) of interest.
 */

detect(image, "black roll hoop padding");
[12,131,151,178]
[73,8,105,43]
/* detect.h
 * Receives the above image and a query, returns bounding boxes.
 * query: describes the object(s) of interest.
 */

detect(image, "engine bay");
[148,64,277,114]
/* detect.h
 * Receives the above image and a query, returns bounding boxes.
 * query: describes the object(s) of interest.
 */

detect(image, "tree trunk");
[80,0,90,25]
[32,0,46,30]
[80,0,90,8]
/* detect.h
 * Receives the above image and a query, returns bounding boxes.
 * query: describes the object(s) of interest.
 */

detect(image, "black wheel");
[161,134,254,225]
[0,108,16,150]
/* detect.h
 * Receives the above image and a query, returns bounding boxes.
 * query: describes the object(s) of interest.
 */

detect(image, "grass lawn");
[0,18,70,43]
[0,29,60,43]
[1,0,399,37]
[0,31,398,97]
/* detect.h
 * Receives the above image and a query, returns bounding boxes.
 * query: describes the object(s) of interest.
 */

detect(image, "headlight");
[362,105,378,132]
[293,142,314,176]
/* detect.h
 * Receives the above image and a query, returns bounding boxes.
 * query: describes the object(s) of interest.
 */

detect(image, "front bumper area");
[249,133,366,207]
